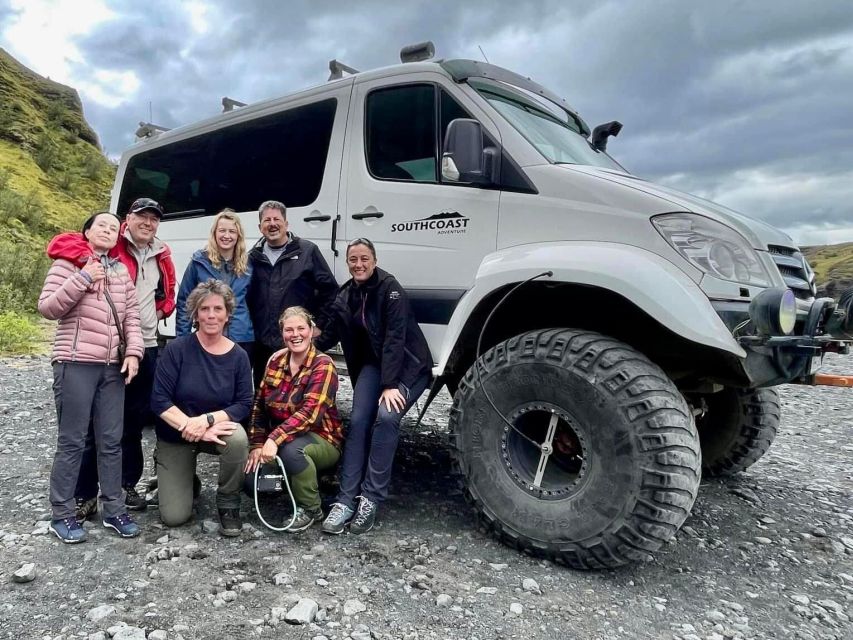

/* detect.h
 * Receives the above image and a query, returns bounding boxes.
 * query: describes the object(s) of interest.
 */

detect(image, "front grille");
[768,244,816,300]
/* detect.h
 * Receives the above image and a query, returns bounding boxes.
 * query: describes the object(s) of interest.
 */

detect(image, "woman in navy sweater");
[151,280,253,535]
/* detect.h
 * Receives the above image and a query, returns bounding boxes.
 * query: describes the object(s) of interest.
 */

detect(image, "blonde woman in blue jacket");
[176,209,254,359]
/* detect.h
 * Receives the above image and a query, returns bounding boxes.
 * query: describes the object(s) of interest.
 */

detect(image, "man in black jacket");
[247,200,338,385]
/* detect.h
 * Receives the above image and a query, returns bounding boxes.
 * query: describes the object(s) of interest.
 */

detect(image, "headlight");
[652,213,771,287]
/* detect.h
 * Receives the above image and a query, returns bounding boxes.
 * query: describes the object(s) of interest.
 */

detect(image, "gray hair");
[186,280,236,329]
[258,200,286,221]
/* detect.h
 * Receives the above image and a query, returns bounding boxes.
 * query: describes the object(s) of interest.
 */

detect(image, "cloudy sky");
[1,0,851,245]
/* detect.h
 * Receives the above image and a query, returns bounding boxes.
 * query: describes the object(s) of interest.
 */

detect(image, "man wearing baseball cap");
[75,197,177,518]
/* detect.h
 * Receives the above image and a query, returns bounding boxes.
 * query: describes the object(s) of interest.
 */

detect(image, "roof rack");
[134,121,171,139]
[328,59,359,81]
[222,97,247,112]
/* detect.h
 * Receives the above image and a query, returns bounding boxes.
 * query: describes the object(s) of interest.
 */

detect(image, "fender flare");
[434,241,745,374]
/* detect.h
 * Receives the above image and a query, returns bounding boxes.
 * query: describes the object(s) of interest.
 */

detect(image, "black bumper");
[712,299,848,387]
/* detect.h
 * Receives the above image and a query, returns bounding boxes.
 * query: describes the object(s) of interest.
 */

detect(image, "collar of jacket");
[121,223,168,256]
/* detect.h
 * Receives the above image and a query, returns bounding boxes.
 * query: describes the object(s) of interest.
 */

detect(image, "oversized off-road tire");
[696,387,780,477]
[448,328,701,570]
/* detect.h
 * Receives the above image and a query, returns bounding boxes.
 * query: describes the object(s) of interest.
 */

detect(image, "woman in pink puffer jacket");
[38,212,145,544]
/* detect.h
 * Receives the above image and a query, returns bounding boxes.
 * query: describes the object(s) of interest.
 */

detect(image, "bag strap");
[103,285,126,347]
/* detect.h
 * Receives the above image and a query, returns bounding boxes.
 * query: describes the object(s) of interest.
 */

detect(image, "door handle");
[331,215,340,257]
[303,214,331,222]
[352,211,384,220]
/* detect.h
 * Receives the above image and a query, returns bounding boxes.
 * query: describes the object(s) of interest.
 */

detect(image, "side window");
[365,85,437,182]
[364,84,481,185]
[118,98,337,215]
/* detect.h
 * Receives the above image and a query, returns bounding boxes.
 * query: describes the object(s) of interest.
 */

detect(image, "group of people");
[39,198,431,543]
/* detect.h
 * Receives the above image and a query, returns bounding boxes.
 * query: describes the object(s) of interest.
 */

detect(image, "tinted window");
[118,98,337,216]
[365,85,480,184]
[366,85,437,182]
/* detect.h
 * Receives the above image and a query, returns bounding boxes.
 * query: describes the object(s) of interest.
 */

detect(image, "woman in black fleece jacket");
[317,238,431,535]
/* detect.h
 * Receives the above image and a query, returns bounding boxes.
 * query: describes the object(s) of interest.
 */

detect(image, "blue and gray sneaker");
[50,517,88,544]
[103,513,141,538]
[321,502,354,534]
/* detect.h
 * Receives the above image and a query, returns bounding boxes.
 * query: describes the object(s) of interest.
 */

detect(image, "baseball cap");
[128,197,164,218]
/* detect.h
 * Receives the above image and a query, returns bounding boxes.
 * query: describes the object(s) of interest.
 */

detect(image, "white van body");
[112,53,841,569]
[111,58,813,379]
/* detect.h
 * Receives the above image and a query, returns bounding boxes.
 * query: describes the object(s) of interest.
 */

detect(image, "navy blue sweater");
[151,334,253,443]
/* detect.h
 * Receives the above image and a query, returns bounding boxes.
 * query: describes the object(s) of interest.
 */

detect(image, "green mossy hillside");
[0,48,116,353]
[802,242,853,297]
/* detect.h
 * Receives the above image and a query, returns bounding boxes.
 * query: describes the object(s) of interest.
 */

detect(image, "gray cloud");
[11,0,853,242]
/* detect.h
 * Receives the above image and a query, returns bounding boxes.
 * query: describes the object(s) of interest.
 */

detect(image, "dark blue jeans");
[76,346,158,498]
[336,364,430,509]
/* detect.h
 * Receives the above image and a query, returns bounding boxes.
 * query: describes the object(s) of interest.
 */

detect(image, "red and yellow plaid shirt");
[248,344,343,449]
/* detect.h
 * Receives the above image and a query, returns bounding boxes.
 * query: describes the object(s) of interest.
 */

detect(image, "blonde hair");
[278,305,315,330]
[206,209,248,276]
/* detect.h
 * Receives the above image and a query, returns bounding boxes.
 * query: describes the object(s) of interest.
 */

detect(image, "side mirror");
[591,120,623,152]
[441,118,497,184]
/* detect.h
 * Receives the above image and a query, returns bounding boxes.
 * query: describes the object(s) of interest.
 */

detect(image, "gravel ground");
[0,353,850,640]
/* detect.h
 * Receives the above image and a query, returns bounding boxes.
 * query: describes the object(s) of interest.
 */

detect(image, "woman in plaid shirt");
[245,306,343,531]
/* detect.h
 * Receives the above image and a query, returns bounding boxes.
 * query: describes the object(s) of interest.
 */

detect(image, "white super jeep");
[112,42,852,569]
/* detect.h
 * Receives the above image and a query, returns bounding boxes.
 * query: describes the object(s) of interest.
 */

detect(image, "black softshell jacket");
[248,234,338,349]
[318,268,431,389]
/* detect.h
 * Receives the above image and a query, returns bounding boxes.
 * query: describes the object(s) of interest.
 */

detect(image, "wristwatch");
[206,413,214,427]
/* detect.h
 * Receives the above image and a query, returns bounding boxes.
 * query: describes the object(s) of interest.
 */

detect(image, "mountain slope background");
[0,48,114,353]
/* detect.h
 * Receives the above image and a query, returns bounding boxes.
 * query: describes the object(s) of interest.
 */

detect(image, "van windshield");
[470,79,624,171]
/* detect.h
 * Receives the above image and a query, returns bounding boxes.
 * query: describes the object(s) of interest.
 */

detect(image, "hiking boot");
[103,513,141,538]
[286,507,323,533]
[218,508,242,537]
[50,517,88,544]
[321,502,354,535]
[75,496,98,522]
[124,485,147,511]
[349,496,378,535]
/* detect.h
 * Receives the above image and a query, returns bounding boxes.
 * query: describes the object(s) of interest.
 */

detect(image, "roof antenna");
[148,101,153,122]
[478,45,490,63]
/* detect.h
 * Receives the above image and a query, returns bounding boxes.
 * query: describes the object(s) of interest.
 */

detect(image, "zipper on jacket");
[71,317,81,356]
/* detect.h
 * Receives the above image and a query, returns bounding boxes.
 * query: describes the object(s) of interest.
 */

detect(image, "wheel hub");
[501,402,588,499]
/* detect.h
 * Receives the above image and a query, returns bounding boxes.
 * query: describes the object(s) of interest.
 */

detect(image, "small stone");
[220,590,238,602]
[273,572,292,586]
[840,537,853,550]
[86,604,116,622]
[156,534,169,544]
[12,563,36,583]
[107,622,128,635]
[705,610,726,622]
[476,587,497,595]
[316,578,329,587]
[112,628,145,640]
[148,632,167,640]
[436,594,453,607]
[488,563,508,571]
[201,519,219,534]
[755,537,772,545]
[509,602,523,616]
[88,633,107,640]
[522,578,541,594]
[237,582,257,593]
[285,598,318,624]
[790,594,810,606]
[811,527,827,537]
[343,599,367,616]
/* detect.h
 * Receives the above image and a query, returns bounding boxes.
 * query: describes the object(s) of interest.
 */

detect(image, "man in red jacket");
[74,198,176,516]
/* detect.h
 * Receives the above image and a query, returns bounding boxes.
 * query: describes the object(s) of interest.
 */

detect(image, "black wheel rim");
[501,402,588,500]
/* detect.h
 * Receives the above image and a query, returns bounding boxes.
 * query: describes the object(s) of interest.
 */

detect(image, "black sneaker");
[218,508,242,537]
[75,496,98,522]
[124,486,147,511]
[349,496,378,535]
